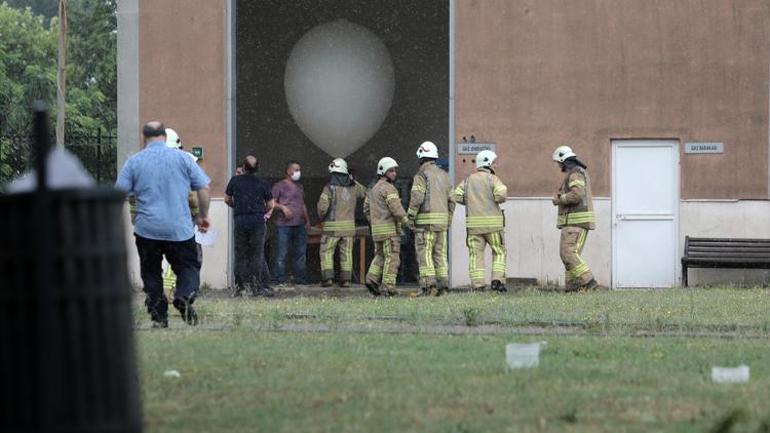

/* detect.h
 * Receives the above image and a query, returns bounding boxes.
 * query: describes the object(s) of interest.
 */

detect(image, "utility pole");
[56,0,68,148]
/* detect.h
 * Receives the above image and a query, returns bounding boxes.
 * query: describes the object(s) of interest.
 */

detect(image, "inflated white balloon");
[284,20,395,158]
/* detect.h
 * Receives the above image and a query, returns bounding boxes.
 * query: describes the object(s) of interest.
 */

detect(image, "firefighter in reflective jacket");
[551,145,604,292]
[364,157,409,296]
[453,150,508,292]
[317,158,366,287]
[407,141,455,296]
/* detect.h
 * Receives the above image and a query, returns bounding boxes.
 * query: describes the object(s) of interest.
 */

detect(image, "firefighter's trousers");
[415,229,448,289]
[366,236,400,291]
[467,231,506,289]
[559,226,594,288]
[320,235,353,282]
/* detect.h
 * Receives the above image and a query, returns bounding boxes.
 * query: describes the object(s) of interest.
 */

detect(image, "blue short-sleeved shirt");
[115,140,211,241]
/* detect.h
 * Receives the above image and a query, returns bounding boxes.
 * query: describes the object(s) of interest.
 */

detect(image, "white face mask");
[291,171,301,182]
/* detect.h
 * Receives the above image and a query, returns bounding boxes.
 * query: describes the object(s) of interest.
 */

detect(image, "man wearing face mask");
[271,160,309,286]
[225,155,275,297]
[364,157,410,296]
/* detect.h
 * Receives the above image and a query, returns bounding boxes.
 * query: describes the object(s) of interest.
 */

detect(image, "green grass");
[136,288,770,335]
[136,288,770,432]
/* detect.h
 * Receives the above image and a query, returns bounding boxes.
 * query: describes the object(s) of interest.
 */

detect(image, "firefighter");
[407,141,455,296]
[453,150,508,291]
[317,158,366,287]
[551,145,605,292]
[364,157,409,296]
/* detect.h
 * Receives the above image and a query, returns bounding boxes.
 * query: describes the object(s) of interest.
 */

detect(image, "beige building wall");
[121,0,770,288]
[121,0,231,289]
[138,0,228,196]
[455,0,770,199]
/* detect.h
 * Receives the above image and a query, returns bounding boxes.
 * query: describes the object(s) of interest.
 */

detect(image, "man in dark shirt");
[225,155,275,297]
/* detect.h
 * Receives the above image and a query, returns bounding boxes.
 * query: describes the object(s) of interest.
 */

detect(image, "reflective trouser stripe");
[320,236,354,281]
[416,230,449,288]
[419,231,437,278]
[489,231,506,280]
[338,237,352,280]
[560,227,593,286]
[467,234,485,287]
[435,231,449,284]
[467,231,506,288]
[366,237,400,289]
[163,265,176,301]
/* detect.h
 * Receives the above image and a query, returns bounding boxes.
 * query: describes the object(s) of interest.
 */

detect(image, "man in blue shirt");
[116,121,211,327]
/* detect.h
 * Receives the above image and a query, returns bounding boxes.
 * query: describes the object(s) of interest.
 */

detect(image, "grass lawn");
[136,288,770,432]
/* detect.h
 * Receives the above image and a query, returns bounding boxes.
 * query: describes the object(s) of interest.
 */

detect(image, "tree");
[4,0,57,20]
[0,1,117,184]
[66,0,117,135]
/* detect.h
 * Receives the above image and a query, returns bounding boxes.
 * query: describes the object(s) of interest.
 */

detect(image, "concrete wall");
[117,197,770,290]
[116,0,139,171]
[450,198,770,288]
[455,0,770,199]
[680,200,770,285]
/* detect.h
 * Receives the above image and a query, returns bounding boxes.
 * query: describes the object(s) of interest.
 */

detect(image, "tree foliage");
[0,0,117,183]
[0,0,116,135]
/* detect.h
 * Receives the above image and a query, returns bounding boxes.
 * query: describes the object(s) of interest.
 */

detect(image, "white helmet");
[328,158,348,174]
[416,141,439,159]
[552,145,577,163]
[476,150,497,169]
[165,128,181,149]
[377,157,399,176]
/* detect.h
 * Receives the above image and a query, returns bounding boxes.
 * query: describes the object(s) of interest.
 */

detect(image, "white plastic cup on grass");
[506,342,543,370]
[711,365,749,384]
[163,369,182,379]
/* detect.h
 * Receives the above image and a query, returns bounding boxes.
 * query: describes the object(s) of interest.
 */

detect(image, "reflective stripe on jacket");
[453,167,507,235]
[407,162,455,231]
[364,178,407,241]
[556,166,596,230]
[317,181,366,237]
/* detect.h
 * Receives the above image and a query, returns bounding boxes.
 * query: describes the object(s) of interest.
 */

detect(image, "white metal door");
[612,140,679,288]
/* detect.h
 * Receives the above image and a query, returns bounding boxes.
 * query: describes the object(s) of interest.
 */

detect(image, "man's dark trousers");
[135,235,201,321]
[234,222,267,291]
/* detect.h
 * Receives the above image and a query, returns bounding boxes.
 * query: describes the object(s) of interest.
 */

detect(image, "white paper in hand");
[195,226,217,247]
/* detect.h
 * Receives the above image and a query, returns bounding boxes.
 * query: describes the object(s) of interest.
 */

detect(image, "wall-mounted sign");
[684,142,723,154]
[191,147,204,159]
[457,142,496,155]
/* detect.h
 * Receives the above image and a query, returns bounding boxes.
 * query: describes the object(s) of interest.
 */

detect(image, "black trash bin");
[0,105,141,433]
[0,188,142,433]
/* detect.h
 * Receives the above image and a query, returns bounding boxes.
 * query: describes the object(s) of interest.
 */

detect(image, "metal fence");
[0,131,117,185]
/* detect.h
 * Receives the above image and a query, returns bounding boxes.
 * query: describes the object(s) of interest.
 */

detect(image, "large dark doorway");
[236,0,449,283]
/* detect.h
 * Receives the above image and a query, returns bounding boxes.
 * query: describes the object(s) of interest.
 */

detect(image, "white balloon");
[284,19,395,158]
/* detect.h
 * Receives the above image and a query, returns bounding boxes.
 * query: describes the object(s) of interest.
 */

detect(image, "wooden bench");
[681,236,770,287]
